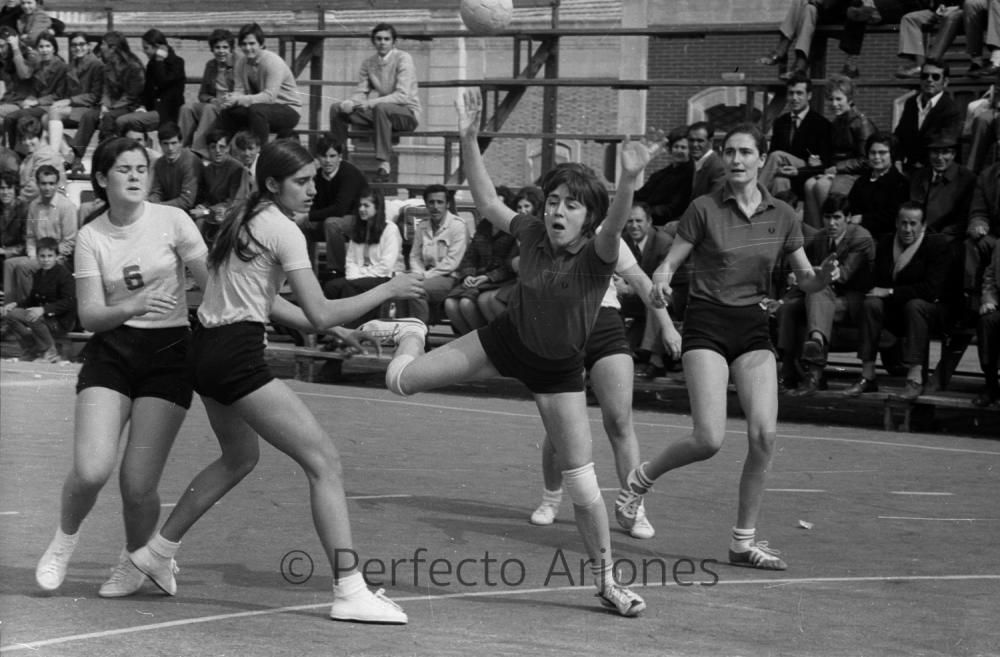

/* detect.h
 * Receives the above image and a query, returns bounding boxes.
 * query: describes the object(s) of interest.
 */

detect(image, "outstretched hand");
[456,87,482,140]
[620,127,666,177]
[384,272,426,301]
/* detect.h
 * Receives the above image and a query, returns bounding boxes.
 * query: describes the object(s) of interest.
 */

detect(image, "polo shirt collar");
[720,182,778,215]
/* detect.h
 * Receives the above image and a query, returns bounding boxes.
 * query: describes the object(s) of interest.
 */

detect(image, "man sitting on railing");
[178,29,241,160]
[329,22,420,182]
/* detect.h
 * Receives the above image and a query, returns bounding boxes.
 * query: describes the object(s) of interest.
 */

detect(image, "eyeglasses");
[920,72,944,81]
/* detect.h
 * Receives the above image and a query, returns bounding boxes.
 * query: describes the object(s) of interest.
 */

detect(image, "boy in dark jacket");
[1,236,75,361]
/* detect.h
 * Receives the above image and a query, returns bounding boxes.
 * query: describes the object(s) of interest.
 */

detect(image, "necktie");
[789,114,799,144]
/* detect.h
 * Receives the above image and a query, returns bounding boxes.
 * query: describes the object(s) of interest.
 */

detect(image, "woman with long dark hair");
[130,139,421,624]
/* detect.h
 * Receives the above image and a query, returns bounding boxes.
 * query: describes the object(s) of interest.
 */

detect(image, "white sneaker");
[529,501,559,525]
[329,588,408,624]
[36,529,79,591]
[358,318,428,347]
[596,583,646,617]
[130,546,180,596]
[629,502,656,539]
[615,469,648,531]
[99,551,147,598]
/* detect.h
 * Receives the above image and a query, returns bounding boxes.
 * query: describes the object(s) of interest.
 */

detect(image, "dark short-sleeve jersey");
[678,184,803,306]
[506,213,616,359]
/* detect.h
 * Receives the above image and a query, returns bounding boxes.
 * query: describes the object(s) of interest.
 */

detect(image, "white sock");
[731,527,755,552]
[56,527,80,545]
[591,555,616,592]
[991,50,1000,66]
[147,532,181,559]
[333,571,367,598]
[540,488,562,506]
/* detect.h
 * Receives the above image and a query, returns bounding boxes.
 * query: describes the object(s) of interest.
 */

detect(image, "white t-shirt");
[75,202,207,329]
[197,203,312,327]
[600,238,639,310]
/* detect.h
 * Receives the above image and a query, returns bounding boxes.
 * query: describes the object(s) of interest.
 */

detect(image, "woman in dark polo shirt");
[620,123,837,571]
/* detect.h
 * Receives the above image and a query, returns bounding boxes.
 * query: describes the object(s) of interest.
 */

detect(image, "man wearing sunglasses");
[45,32,102,159]
[893,59,963,171]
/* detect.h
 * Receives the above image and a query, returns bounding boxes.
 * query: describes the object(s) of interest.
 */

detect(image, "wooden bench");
[882,389,1000,432]
[266,342,350,383]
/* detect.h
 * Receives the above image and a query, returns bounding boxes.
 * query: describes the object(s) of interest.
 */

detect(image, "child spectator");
[0,235,74,360]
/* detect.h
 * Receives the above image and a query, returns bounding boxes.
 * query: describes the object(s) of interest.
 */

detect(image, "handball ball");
[460,0,513,35]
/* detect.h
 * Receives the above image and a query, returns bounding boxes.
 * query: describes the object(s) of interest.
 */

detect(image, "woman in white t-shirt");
[35,137,210,598]
[130,139,421,624]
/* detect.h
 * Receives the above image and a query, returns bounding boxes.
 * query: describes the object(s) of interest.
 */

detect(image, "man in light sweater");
[217,22,301,146]
[329,22,421,181]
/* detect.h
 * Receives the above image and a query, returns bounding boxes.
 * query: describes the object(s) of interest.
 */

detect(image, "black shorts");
[682,298,774,364]
[477,312,586,394]
[584,306,632,371]
[76,325,194,408]
[192,322,274,406]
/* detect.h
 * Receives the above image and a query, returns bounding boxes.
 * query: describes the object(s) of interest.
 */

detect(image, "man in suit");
[893,59,963,171]
[618,201,673,376]
[844,201,953,400]
[777,194,875,395]
[688,121,726,199]
[758,73,833,200]
[909,133,977,242]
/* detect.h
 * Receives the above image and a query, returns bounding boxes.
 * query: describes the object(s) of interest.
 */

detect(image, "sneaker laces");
[597,583,643,613]
[615,488,643,521]
[748,541,781,557]
[372,588,403,612]
[39,540,75,578]
[105,557,139,585]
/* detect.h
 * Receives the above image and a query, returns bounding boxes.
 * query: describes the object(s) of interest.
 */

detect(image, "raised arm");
[595,129,664,261]
[457,88,515,233]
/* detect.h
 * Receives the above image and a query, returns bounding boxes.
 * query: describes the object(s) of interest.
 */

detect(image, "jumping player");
[361,89,662,616]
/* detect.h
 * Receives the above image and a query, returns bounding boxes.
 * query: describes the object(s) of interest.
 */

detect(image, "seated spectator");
[803,74,876,228]
[844,202,952,400]
[834,1,926,77]
[893,60,963,171]
[0,25,38,134]
[964,83,998,172]
[3,163,74,303]
[965,0,1000,77]
[46,31,103,158]
[759,73,832,202]
[217,23,300,147]
[179,28,240,159]
[322,188,403,325]
[895,1,964,78]
[402,183,467,325]
[688,121,726,198]
[15,0,49,47]
[114,28,185,136]
[966,160,1000,301]
[0,0,21,31]
[191,128,242,242]
[16,114,63,203]
[777,194,875,395]
[756,0,868,79]
[295,133,368,279]
[0,235,73,361]
[67,31,145,175]
[329,22,420,181]
[475,185,537,321]
[443,213,518,335]
[617,201,672,376]
[230,129,260,205]
[974,243,1000,406]
[848,133,911,242]
[147,122,201,212]
[634,126,693,227]
[0,169,26,284]
[0,143,17,174]
[910,133,977,240]
[3,31,65,150]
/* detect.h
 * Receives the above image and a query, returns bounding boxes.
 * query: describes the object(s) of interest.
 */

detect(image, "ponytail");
[206,192,268,271]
